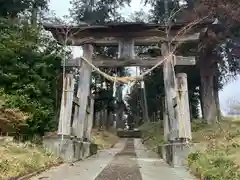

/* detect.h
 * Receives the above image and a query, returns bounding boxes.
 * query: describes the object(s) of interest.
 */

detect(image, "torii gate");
[43,21,211,164]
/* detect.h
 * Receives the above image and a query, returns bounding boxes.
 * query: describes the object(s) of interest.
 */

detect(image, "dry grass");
[91,129,119,150]
[0,138,61,180]
[188,118,240,180]
[140,118,240,179]
[191,118,240,159]
[0,108,30,134]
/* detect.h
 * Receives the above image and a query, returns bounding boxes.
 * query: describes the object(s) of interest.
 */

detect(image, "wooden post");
[58,73,75,136]
[163,97,169,142]
[72,44,93,139]
[101,110,104,128]
[96,111,100,128]
[104,109,108,128]
[161,43,178,140]
[85,97,94,141]
[115,38,135,129]
[113,113,117,129]
[100,110,104,128]
[176,73,192,139]
[83,96,90,139]
[110,112,114,127]
[140,78,150,122]
[161,44,194,167]
[118,38,135,58]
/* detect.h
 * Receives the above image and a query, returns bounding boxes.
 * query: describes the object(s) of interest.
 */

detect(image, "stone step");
[116,129,142,138]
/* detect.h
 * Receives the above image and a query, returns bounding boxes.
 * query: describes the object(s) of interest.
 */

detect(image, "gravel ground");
[94,138,142,180]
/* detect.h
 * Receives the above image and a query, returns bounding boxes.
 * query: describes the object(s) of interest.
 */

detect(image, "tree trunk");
[215,89,221,120]
[213,75,221,120]
[189,101,193,120]
[200,63,217,124]
[199,87,204,119]
[31,2,38,26]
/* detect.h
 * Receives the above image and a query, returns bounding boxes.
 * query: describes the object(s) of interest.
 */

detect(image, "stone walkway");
[31,139,196,180]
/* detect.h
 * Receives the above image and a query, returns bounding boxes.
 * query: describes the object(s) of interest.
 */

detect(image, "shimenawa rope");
[80,53,175,84]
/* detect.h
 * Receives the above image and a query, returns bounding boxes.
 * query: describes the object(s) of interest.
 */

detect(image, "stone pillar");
[176,73,192,139]
[58,74,75,136]
[170,73,192,167]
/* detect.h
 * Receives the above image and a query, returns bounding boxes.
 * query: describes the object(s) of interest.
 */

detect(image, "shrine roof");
[43,19,214,40]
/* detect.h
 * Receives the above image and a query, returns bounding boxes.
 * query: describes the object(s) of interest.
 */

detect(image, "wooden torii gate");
[44,21,211,164]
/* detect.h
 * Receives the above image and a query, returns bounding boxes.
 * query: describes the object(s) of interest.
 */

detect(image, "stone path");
[31,139,196,180]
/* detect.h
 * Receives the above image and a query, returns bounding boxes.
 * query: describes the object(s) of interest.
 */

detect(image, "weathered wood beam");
[58,74,75,136]
[72,44,93,139]
[176,73,192,139]
[115,38,134,129]
[73,96,91,113]
[118,38,135,58]
[63,56,196,67]
[93,56,195,67]
[163,97,169,142]
[61,33,200,46]
[85,97,94,140]
[162,43,178,141]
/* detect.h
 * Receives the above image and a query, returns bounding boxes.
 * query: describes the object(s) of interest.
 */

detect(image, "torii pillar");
[43,44,97,163]
[72,44,94,140]
[161,43,192,167]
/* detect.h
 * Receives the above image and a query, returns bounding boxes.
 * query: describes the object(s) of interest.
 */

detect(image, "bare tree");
[226,98,240,116]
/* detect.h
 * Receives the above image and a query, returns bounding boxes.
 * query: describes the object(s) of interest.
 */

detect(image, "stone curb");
[8,162,63,180]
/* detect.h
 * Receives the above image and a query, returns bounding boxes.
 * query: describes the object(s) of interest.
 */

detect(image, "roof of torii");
[43,19,215,46]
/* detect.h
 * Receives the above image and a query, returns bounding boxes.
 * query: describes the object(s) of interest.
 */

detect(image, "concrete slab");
[134,139,196,180]
[158,140,193,167]
[31,138,196,180]
[31,139,126,180]
[43,136,97,163]
[172,141,192,168]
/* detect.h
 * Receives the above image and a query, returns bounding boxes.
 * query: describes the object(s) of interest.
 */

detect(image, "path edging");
[8,161,63,180]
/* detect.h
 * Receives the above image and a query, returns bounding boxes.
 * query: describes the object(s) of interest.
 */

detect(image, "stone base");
[43,136,97,163]
[158,140,192,168]
[117,129,141,138]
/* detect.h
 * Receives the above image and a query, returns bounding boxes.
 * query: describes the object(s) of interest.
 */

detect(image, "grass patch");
[140,121,165,151]
[91,129,119,150]
[188,143,240,180]
[0,138,61,180]
[140,118,240,179]
[188,150,240,180]
[189,118,240,180]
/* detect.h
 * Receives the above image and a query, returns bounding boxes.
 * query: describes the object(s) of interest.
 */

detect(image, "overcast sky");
[49,0,240,113]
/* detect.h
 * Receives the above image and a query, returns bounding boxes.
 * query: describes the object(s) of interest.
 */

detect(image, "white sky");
[49,0,240,113]
[49,0,151,18]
